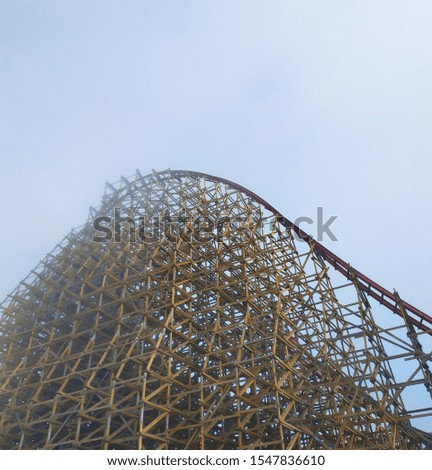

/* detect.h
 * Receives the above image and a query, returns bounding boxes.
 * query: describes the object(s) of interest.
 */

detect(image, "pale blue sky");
[1,0,432,322]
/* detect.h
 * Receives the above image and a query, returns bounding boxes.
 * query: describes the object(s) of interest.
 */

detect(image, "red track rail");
[164,170,432,333]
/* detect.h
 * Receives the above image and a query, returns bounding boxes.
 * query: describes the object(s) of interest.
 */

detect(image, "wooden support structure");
[0,169,431,449]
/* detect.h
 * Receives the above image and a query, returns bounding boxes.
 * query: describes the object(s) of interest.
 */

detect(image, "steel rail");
[157,169,432,333]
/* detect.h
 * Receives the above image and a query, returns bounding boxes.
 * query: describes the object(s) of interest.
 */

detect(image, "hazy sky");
[1,0,432,322]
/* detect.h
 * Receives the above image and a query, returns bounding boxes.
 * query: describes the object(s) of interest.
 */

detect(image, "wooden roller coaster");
[0,169,431,449]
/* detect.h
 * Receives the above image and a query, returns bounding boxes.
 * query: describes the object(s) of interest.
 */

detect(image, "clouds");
[1,1,431,313]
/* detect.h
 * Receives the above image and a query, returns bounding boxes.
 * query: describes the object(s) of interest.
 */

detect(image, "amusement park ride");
[0,170,431,449]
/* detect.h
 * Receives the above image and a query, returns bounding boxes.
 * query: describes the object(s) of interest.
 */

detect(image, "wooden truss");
[0,169,431,449]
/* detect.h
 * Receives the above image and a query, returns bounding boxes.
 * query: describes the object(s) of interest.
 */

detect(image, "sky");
[1,0,432,322]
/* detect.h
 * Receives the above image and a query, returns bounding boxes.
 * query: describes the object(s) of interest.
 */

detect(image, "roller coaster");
[0,169,431,449]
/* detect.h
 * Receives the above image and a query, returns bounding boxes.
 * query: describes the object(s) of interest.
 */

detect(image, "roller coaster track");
[1,167,431,449]
[166,170,432,334]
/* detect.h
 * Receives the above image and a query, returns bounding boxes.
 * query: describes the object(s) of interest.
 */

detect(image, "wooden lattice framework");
[0,169,431,449]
